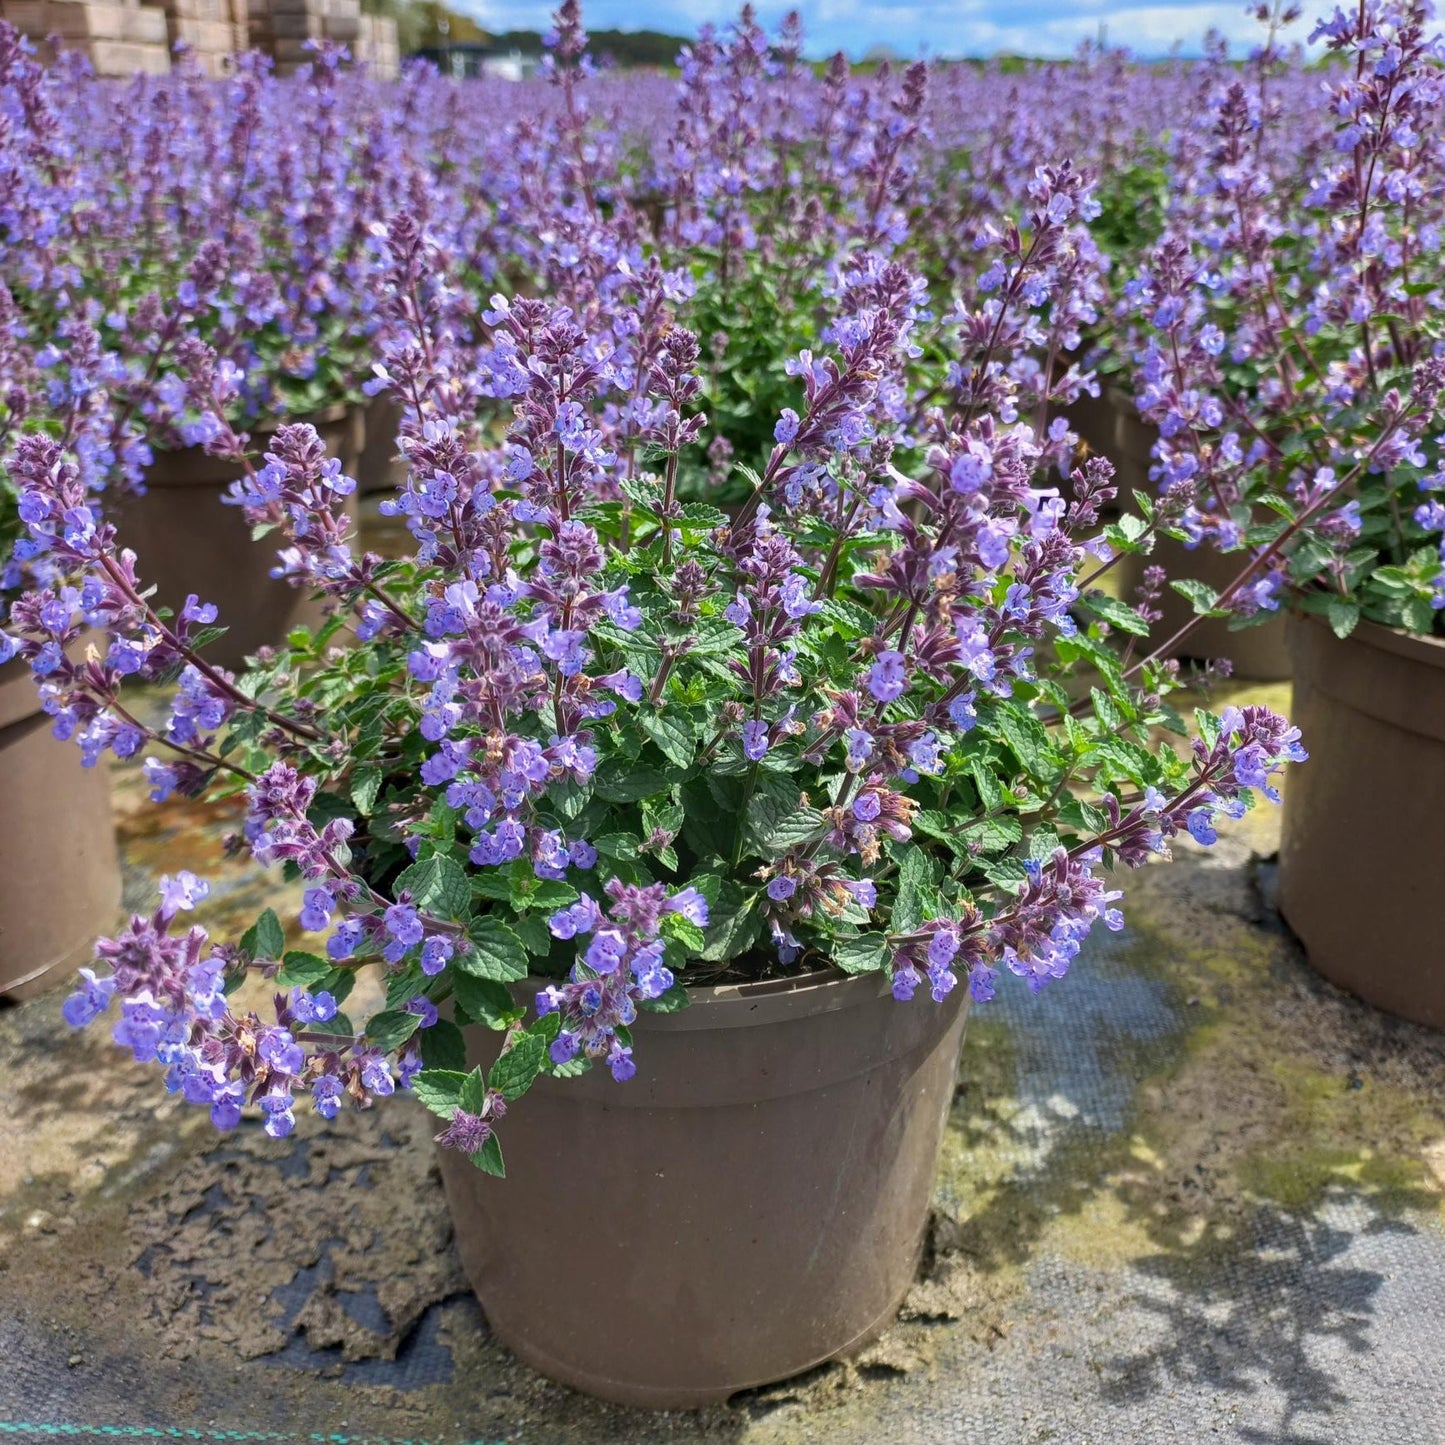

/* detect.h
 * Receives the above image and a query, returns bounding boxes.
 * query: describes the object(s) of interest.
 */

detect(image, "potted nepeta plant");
[1120,2,1445,1026]
[1092,17,1315,681]
[0,297,122,1002]
[0,33,379,668]
[6,165,1302,1406]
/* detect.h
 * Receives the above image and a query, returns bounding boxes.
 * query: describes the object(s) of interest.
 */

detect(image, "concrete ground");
[2,679,1444,1445]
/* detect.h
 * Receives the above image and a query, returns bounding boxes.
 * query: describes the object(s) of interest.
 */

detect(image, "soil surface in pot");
[6,677,1445,1441]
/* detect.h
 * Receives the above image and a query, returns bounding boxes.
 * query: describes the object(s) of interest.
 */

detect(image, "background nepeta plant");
[1115,0,1445,641]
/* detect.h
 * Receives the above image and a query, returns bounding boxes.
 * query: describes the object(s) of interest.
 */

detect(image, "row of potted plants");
[0,0,1440,1409]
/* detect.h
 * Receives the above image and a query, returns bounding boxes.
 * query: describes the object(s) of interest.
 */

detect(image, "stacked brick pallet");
[0,0,172,74]
[1,0,400,77]
[249,0,344,73]
[354,11,396,77]
[156,0,245,76]
[247,0,398,78]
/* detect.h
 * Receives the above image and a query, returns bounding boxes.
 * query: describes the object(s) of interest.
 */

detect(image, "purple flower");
[867,651,907,702]
[742,719,770,761]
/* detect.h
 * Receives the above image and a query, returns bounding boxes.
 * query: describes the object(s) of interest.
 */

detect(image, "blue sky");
[464,1,1325,59]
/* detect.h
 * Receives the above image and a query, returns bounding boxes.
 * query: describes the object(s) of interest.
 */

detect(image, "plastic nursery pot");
[1074,388,1291,681]
[357,393,407,495]
[0,653,122,1002]
[113,405,365,672]
[1278,614,1445,1029]
[436,969,969,1409]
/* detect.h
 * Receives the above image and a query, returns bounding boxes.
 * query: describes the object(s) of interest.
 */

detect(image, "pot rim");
[150,401,356,460]
[1295,609,1445,669]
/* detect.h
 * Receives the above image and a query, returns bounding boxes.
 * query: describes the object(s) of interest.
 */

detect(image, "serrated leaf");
[411,1069,468,1119]
[511,913,552,955]
[366,1008,422,1053]
[639,712,696,767]
[700,883,762,961]
[489,1029,548,1101]
[1170,578,1221,614]
[470,1133,505,1177]
[991,703,1062,783]
[453,971,523,1028]
[678,501,728,528]
[833,932,889,974]
[420,1018,468,1072]
[460,916,529,982]
[892,849,933,934]
[241,908,285,963]
[660,912,706,953]
[519,879,580,911]
[458,1066,490,1114]
[350,765,382,815]
[277,951,331,987]
[1327,597,1360,639]
[1082,591,1150,637]
[593,832,641,861]
[742,777,818,855]
[593,760,676,803]
[397,855,471,921]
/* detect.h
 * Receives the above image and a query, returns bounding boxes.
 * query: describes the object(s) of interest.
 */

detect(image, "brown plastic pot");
[113,405,364,671]
[357,394,407,494]
[437,969,969,1408]
[1279,614,1445,1028]
[1072,388,1290,680]
[0,654,122,1002]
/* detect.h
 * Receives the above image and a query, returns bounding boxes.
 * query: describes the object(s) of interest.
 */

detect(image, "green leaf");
[458,1066,490,1114]
[1327,597,1360,639]
[817,597,879,639]
[891,849,933,934]
[366,1009,422,1053]
[593,832,641,861]
[639,981,690,1013]
[452,971,522,1028]
[397,855,471,921]
[1170,578,1221,615]
[678,501,729,528]
[420,1018,468,1072]
[699,883,762,961]
[660,912,706,954]
[1058,799,1110,835]
[470,1134,506,1177]
[960,814,1023,853]
[411,1069,468,1119]
[277,951,331,987]
[912,809,968,857]
[350,765,383,816]
[742,776,820,854]
[833,933,889,974]
[519,879,581,912]
[511,913,553,955]
[593,759,676,803]
[991,703,1062,783]
[489,1030,548,1101]
[241,908,285,963]
[966,755,1006,810]
[460,917,530,982]
[639,712,696,768]
[1082,591,1150,637]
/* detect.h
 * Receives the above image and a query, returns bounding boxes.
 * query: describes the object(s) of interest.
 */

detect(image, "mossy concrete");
[3,678,1444,1443]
